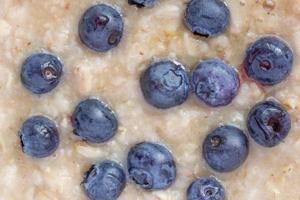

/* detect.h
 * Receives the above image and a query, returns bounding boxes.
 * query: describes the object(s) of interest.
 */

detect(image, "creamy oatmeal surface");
[0,0,300,199]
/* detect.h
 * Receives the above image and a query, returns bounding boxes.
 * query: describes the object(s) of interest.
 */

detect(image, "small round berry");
[140,59,190,109]
[72,99,118,143]
[187,176,225,200]
[79,4,124,52]
[191,59,239,107]
[19,116,59,158]
[244,36,293,85]
[83,161,126,200]
[202,125,249,172]
[247,101,291,147]
[127,142,176,190]
[184,0,230,37]
[128,0,157,7]
[21,53,63,94]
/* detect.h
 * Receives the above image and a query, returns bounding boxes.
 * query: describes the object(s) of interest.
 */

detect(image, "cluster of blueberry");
[17,0,294,200]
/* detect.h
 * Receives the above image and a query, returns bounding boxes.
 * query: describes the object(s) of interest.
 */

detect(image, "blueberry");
[191,59,240,107]
[83,161,126,200]
[72,99,118,143]
[184,0,230,37]
[140,60,190,109]
[19,116,59,158]
[244,36,294,85]
[247,101,291,147]
[202,125,249,172]
[79,4,124,52]
[20,53,63,94]
[127,142,176,190]
[187,176,225,200]
[128,0,156,8]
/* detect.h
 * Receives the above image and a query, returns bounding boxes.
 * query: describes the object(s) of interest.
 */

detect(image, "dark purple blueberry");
[244,36,293,85]
[127,142,177,190]
[191,59,239,107]
[79,4,124,52]
[72,98,118,143]
[21,53,63,94]
[83,161,126,200]
[184,0,230,37]
[202,125,249,172]
[140,60,190,109]
[19,116,59,158]
[187,176,225,200]
[128,0,157,7]
[247,101,291,147]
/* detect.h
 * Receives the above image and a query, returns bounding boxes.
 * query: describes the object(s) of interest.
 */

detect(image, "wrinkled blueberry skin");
[128,0,156,7]
[19,116,59,158]
[202,126,249,172]
[21,53,63,94]
[140,60,190,109]
[191,59,240,107]
[79,4,124,52]
[187,177,225,200]
[247,101,291,147]
[184,0,230,37]
[127,142,177,190]
[72,99,118,143]
[83,161,126,200]
[244,36,293,85]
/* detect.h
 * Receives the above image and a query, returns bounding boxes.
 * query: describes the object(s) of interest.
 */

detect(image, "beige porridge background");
[0,0,300,199]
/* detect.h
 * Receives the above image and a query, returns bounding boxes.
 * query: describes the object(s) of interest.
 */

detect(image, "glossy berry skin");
[21,53,63,94]
[19,116,59,158]
[128,0,156,7]
[72,99,118,143]
[244,36,293,85]
[82,161,126,200]
[79,4,124,52]
[202,125,249,172]
[127,142,177,190]
[184,0,230,37]
[187,177,225,200]
[247,101,291,147]
[140,60,190,109]
[191,59,239,107]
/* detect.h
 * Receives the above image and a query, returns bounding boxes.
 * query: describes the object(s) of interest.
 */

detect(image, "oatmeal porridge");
[0,0,300,199]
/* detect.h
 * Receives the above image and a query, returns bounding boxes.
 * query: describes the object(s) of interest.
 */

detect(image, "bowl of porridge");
[0,0,299,199]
